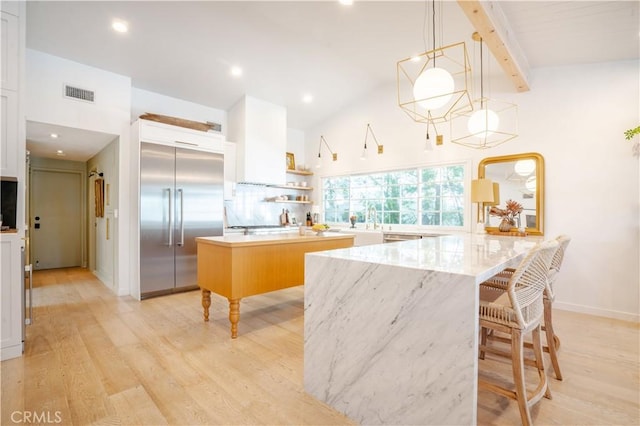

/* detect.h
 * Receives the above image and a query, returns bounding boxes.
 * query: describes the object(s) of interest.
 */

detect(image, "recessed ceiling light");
[410,55,422,62]
[302,94,313,103]
[112,20,128,33]
[56,150,65,156]
[230,66,243,77]
[50,133,59,139]
[339,0,354,5]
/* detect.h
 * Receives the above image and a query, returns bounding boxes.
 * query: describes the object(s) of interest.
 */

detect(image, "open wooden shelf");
[286,169,313,176]
[270,184,313,191]
[270,200,312,204]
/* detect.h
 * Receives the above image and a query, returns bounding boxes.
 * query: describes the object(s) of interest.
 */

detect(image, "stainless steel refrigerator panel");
[140,142,176,295]
[174,148,224,289]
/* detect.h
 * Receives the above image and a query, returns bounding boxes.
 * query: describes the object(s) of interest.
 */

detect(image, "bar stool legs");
[480,323,550,426]
[543,298,563,380]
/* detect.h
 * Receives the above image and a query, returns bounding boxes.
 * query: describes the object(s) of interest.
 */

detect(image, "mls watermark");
[10,411,62,424]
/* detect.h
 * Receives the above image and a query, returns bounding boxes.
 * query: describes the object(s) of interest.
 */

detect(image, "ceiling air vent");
[63,84,95,103]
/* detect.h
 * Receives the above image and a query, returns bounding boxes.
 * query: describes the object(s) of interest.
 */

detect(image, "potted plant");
[625,125,640,156]
[489,200,524,232]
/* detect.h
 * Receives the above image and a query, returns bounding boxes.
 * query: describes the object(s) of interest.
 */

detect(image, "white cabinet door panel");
[0,89,18,177]
[1,11,18,91]
[224,141,236,200]
[139,120,224,153]
[0,235,23,360]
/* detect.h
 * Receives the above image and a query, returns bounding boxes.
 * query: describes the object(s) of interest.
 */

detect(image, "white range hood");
[227,95,286,185]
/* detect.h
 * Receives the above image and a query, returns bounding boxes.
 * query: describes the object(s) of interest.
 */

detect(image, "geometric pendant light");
[397,1,472,128]
[450,32,518,149]
[397,41,473,125]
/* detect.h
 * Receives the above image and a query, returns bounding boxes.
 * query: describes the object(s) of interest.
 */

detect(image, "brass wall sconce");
[361,123,383,159]
[316,135,337,168]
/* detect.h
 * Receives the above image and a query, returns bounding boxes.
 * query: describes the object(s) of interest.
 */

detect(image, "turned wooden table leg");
[228,298,240,339]
[201,289,211,322]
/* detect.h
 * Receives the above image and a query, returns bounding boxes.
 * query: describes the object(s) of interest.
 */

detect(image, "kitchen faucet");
[368,206,378,230]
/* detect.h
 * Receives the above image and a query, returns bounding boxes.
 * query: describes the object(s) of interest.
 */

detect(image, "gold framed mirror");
[478,152,544,235]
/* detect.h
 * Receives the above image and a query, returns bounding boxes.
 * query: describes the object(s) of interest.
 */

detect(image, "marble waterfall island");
[304,234,539,425]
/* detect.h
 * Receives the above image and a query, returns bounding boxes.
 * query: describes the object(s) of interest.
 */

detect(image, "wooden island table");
[196,232,354,338]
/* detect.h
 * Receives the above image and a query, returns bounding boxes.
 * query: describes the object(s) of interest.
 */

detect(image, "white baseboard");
[116,286,130,297]
[1,343,23,361]
[92,270,113,290]
[92,269,130,297]
[555,301,640,323]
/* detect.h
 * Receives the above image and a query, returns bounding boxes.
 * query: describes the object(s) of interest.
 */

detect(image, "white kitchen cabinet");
[1,7,20,178]
[1,233,23,360]
[224,141,236,200]
[1,11,18,91]
[0,1,19,16]
[0,88,18,177]
[0,1,24,361]
[227,96,286,185]
[138,119,224,153]
[346,229,384,246]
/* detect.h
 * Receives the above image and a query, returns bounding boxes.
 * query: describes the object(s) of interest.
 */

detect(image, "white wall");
[26,49,132,296]
[26,50,131,136]
[305,60,640,322]
[87,138,118,290]
[287,128,306,170]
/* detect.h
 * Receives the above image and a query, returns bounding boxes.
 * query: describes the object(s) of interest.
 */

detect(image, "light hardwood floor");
[1,267,638,425]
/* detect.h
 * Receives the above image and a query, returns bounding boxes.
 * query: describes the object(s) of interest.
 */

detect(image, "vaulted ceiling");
[24,1,640,160]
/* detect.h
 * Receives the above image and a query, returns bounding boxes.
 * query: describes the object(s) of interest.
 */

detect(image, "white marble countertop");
[307,233,541,282]
[304,232,543,424]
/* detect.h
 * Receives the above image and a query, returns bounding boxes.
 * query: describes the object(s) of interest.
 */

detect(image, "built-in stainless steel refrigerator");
[140,142,223,299]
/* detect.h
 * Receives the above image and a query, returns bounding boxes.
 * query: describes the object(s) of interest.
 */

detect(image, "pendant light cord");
[480,36,484,108]
[432,0,436,67]
[422,0,428,53]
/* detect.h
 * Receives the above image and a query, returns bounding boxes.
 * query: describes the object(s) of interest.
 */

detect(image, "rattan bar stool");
[481,235,571,380]
[478,240,558,426]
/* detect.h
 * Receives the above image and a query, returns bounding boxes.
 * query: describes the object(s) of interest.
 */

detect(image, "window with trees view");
[322,164,466,228]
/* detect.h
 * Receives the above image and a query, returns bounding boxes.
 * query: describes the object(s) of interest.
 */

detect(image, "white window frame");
[319,160,473,232]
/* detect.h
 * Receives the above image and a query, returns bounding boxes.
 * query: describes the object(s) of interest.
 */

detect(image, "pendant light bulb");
[525,176,537,192]
[424,127,433,151]
[424,139,434,152]
[514,159,536,176]
[413,67,454,110]
[468,108,499,138]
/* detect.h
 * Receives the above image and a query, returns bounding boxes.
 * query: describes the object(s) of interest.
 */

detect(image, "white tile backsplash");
[224,183,310,227]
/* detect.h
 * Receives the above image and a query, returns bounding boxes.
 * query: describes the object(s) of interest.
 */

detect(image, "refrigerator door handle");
[178,188,184,246]
[167,188,173,246]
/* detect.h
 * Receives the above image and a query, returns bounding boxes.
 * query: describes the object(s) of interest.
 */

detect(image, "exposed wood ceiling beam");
[457,0,531,92]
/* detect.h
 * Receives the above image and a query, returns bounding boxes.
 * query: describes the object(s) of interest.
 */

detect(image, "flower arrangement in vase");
[349,215,357,228]
[489,199,523,232]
